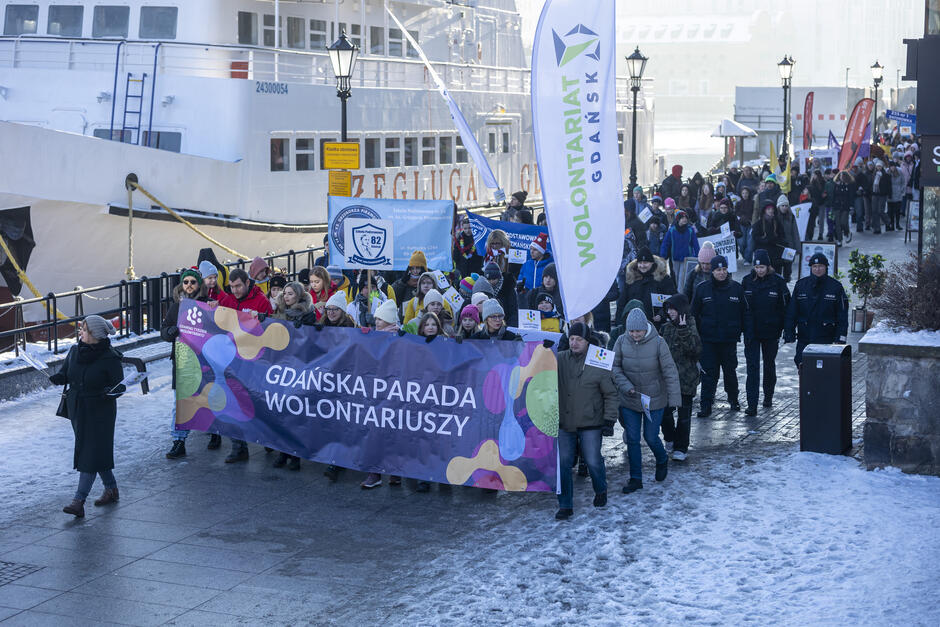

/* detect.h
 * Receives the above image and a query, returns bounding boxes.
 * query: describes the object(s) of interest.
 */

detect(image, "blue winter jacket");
[660,224,701,262]
[519,251,553,292]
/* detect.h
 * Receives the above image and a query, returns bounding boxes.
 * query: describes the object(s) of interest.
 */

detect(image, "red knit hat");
[530,232,549,254]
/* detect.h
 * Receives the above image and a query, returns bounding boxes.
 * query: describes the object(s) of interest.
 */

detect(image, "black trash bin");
[799,344,852,455]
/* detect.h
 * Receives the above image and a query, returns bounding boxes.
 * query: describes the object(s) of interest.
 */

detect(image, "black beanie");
[637,247,654,263]
[568,322,589,340]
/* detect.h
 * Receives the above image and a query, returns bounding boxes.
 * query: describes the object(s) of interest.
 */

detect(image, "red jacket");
[218,285,273,315]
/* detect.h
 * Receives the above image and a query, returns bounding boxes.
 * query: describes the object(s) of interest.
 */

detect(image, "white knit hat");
[424,289,444,306]
[471,292,489,306]
[326,292,347,310]
[374,299,398,325]
[776,194,790,208]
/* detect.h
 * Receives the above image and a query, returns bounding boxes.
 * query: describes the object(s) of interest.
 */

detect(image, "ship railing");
[0,36,651,98]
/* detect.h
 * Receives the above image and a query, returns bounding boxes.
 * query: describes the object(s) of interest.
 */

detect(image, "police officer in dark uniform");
[691,254,749,417]
[784,252,849,366]
[741,249,791,415]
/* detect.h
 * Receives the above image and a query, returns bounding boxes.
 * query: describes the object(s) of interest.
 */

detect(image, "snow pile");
[860,321,940,347]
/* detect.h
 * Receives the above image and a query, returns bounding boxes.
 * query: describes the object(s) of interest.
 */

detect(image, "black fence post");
[128,279,143,336]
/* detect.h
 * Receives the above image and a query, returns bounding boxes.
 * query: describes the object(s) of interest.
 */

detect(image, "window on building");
[407,30,420,58]
[332,23,362,49]
[618,131,624,155]
[263,14,280,47]
[47,5,83,37]
[92,6,129,38]
[488,132,496,154]
[502,131,510,153]
[285,16,304,49]
[365,138,380,169]
[92,128,132,143]
[422,137,436,165]
[3,5,38,36]
[456,137,468,163]
[388,28,404,57]
[319,137,337,170]
[140,131,182,152]
[296,138,316,171]
[237,12,257,45]
[270,138,289,171]
[385,137,401,168]
[439,137,453,165]
[369,26,384,55]
[404,137,417,167]
[309,19,327,50]
[139,7,178,39]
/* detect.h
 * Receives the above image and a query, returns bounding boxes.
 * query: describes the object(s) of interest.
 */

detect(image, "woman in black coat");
[50,315,126,518]
[751,201,786,270]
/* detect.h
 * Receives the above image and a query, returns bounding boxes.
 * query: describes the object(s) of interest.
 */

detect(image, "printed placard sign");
[586,344,614,371]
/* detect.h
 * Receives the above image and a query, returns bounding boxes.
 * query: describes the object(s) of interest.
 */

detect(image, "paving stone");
[70,574,221,611]
[30,591,186,627]
[0,584,62,610]
[112,559,254,591]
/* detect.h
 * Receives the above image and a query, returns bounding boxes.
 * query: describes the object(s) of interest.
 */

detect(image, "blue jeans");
[557,428,607,509]
[170,403,189,441]
[75,470,116,501]
[619,407,667,481]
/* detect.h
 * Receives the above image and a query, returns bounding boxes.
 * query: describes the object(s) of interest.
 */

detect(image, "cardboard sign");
[700,214,708,228]
[640,393,652,419]
[638,207,653,223]
[781,247,797,261]
[442,287,464,313]
[323,142,361,169]
[586,344,614,371]
[431,270,450,290]
[519,309,541,330]
[19,350,48,372]
[109,371,149,395]
[720,222,731,236]
[507,248,527,263]
[651,293,670,308]
[343,218,394,270]
[698,232,738,273]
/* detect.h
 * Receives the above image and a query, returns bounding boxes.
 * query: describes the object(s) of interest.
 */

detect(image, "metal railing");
[0,245,326,357]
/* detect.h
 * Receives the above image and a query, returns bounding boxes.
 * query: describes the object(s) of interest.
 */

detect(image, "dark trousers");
[700,341,738,405]
[661,394,694,453]
[745,338,779,408]
[558,428,606,509]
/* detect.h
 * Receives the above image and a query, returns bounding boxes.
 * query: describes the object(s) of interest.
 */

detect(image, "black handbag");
[55,386,69,419]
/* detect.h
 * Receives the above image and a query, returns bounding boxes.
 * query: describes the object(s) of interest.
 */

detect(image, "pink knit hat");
[664,197,676,210]
[460,304,481,323]
[698,242,716,264]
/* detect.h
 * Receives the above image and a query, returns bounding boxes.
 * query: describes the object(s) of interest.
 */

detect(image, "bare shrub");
[872,251,940,331]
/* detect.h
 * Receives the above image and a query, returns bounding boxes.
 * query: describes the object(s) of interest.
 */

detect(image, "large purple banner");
[173,302,559,492]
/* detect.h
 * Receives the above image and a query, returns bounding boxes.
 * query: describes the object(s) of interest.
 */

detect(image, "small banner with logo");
[585,344,614,371]
[173,302,559,492]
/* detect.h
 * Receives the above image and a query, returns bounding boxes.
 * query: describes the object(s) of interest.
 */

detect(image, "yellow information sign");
[328,170,352,196]
[323,142,360,170]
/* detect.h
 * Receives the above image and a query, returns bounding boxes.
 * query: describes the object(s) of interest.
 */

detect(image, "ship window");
[385,138,401,168]
[618,131,624,155]
[369,26,384,55]
[422,137,435,165]
[403,137,417,167]
[47,6,83,37]
[407,30,420,58]
[4,5,38,36]
[237,11,257,45]
[92,6,129,38]
[93,128,132,143]
[456,137,468,163]
[141,131,182,152]
[296,138,315,171]
[365,138,380,168]
[388,28,403,57]
[270,138,289,171]
[332,23,361,49]
[319,137,337,170]
[263,14,281,47]
[139,7,178,40]
[286,16,304,49]
[309,19,327,50]
[502,131,510,153]
[488,132,496,154]
[439,137,453,165]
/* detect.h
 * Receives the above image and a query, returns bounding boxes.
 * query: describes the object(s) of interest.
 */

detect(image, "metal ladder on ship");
[121,73,148,145]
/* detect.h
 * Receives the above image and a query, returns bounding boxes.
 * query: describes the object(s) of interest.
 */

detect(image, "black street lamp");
[777,55,794,159]
[625,46,648,191]
[327,32,360,142]
[871,60,884,145]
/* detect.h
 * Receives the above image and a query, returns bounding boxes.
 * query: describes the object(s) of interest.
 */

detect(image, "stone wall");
[860,338,940,476]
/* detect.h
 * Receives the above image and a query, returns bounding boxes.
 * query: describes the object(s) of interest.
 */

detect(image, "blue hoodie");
[660,222,700,262]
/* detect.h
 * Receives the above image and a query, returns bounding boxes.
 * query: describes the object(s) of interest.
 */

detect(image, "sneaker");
[287,456,301,471]
[273,452,288,468]
[166,440,186,459]
[225,447,249,463]
[555,508,573,520]
[744,406,758,417]
[361,473,383,489]
[207,434,222,450]
[593,492,607,507]
[389,475,402,486]
[415,481,431,493]
[671,450,687,462]
[323,465,340,482]
[655,460,669,482]
[622,478,643,494]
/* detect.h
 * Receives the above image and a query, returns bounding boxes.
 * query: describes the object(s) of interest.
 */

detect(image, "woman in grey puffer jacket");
[612,308,682,493]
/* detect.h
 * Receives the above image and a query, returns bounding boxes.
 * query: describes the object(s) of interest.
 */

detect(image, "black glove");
[602,421,615,437]
[49,372,66,386]
[167,325,179,339]
[542,339,555,348]
[397,329,407,337]
[425,335,436,343]
[293,319,303,329]
[256,313,266,322]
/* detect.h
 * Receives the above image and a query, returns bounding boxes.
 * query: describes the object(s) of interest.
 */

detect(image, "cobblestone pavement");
[0,228,916,625]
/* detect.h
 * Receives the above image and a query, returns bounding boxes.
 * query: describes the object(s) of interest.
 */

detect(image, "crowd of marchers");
[60,143,920,519]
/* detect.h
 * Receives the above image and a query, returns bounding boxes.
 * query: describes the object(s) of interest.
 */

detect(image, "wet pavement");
[0,228,918,625]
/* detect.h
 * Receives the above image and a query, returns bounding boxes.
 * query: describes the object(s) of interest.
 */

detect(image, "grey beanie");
[198,260,218,278]
[625,308,648,333]
[84,315,116,340]
[481,299,505,320]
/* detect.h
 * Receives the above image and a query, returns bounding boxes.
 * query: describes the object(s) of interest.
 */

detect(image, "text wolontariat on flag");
[531,0,624,321]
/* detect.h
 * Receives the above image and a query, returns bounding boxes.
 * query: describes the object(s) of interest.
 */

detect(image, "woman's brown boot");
[94,488,119,507]
[63,499,85,517]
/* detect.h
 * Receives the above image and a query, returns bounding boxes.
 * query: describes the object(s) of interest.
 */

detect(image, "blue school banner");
[885,110,916,135]
[174,302,560,492]
[466,210,551,259]
[328,196,453,270]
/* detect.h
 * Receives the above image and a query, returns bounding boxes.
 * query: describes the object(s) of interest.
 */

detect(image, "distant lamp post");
[625,46,648,191]
[327,32,360,142]
[871,60,884,145]
[777,55,794,159]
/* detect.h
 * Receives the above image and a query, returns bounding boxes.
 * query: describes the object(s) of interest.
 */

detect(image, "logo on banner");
[330,205,381,256]
[469,216,487,245]
[181,307,207,338]
[186,308,202,326]
[345,219,394,269]
[553,25,600,66]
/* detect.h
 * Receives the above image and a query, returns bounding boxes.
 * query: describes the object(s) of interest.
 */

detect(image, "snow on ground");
[861,322,940,347]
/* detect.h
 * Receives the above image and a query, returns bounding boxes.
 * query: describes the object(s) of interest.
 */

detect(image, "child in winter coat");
[535,292,563,333]
[658,294,702,461]
[659,211,700,271]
